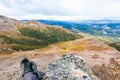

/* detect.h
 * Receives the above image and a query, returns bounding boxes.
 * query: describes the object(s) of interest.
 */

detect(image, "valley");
[36,19,120,51]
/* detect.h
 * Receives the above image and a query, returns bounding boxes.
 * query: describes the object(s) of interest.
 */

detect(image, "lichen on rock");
[44,54,92,80]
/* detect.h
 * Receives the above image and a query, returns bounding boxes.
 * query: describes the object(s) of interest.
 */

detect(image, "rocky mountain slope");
[0,15,82,54]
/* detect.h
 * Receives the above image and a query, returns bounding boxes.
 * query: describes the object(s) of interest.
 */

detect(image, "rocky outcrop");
[44,54,92,80]
[92,57,120,80]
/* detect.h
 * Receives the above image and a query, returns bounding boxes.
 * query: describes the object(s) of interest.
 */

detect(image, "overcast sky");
[0,0,120,20]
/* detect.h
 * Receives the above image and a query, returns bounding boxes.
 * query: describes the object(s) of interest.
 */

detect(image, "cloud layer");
[0,0,120,20]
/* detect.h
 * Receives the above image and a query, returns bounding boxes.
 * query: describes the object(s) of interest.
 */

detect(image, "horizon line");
[1,15,120,21]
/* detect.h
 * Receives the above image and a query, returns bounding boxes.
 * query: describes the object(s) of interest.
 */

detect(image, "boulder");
[44,54,92,80]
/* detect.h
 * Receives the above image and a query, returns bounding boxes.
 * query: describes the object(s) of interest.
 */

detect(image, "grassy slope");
[96,36,120,43]
[0,25,82,52]
[96,36,120,51]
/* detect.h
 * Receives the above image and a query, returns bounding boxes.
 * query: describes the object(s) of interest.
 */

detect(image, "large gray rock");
[44,54,92,80]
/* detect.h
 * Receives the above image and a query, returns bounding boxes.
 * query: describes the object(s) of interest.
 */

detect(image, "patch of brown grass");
[54,37,113,51]
[87,46,110,51]
[92,54,100,59]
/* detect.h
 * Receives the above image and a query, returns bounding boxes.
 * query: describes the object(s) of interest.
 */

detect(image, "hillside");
[37,20,120,51]
[96,36,120,51]
[0,37,119,80]
[0,16,82,53]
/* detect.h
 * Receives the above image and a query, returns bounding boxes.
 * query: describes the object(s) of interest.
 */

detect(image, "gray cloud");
[0,0,120,19]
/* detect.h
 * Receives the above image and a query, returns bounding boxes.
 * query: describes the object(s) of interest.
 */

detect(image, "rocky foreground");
[0,49,119,80]
[0,37,120,80]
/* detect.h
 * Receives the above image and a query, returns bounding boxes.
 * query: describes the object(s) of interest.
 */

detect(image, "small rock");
[92,54,99,59]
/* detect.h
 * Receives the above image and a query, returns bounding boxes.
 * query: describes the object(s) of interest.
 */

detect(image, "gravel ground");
[0,49,119,80]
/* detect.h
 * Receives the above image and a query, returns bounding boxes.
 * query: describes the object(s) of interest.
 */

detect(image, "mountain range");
[35,20,120,37]
[0,16,120,80]
[33,19,120,51]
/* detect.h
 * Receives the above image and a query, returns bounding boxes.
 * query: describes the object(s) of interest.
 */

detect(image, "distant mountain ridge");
[31,19,120,51]
[28,19,120,37]
[71,19,120,24]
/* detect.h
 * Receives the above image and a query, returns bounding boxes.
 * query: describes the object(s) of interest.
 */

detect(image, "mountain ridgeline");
[36,20,120,37]
[0,16,82,53]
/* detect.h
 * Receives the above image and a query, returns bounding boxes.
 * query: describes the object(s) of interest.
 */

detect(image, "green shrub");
[0,27,82,51]
[19,27,82,44]
[109,43,120,51]
[0,34,47,51]
[11,44,42,51]
[3,36,47,46]
[19,28,47,40]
